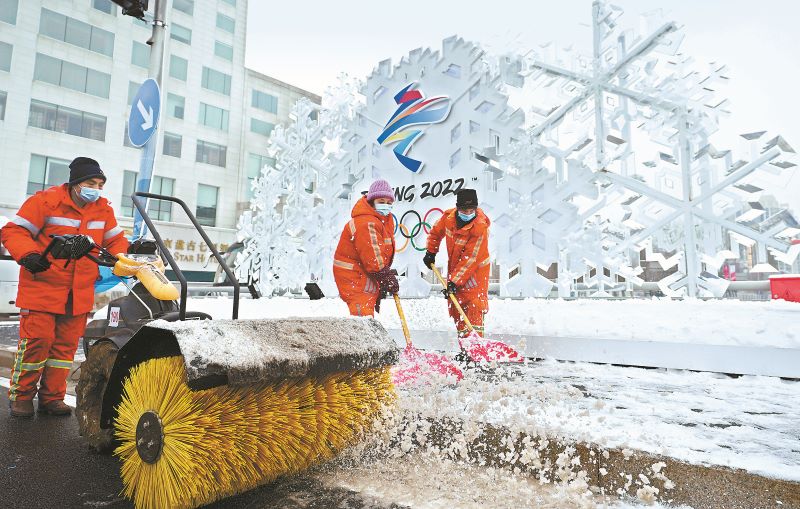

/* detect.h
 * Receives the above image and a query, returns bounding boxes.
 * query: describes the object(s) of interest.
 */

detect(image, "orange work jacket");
[332,197,395,303]
[0,184,129,315]
[426,208,491,302]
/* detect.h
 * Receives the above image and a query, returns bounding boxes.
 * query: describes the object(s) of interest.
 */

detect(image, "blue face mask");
[458,211,476,222]
[79,186,101,203]
[374,203,392,216]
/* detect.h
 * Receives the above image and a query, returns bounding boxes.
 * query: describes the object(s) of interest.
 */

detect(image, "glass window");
[171,24,191,45]
[27,155,70,196]
[123,123,135,148]
[41,9,114,56]
[92,0,115,15]
[33,53,110,98]
[214,41,233,61]
[216,13,235,33]
[131,41,149,68]
[245,153,275,199]
[127,81,142,105]
[251,90,278,114]
[196,184,218,226]
[149,176,174,221]
[0,90,6,121]
[29,99,106,141]
[199,103,229,131]
[250,118,274,137]
[221,0,236,5]
[163,132,182,158]
[121,170,137,216]
[39,9,66,40]
[201,67,231,95]
[0,42,11,72]
[1,0,19,25]
[166,93,185,119]
[169,55,188,81]
[173,0,194,15]
[196,140,227,167]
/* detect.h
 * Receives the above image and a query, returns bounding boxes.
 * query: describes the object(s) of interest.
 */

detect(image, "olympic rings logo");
[390,208,444,253]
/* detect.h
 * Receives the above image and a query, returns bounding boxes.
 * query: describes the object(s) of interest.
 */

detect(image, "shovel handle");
[430,266,475,333]
[393,294,413,348]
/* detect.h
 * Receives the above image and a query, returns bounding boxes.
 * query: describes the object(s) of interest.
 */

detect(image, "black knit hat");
[456,188,478,209]
[68,157,106,186]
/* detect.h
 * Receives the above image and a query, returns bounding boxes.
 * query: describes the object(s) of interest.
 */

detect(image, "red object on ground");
[461,332,523,363]
[392,345,463,385]
[769,275,800,303]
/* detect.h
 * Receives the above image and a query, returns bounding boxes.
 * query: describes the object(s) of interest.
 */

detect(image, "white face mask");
[374,203,392,216]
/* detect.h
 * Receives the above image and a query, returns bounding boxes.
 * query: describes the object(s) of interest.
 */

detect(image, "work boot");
[9,399,35,419]
[38,400,72,416]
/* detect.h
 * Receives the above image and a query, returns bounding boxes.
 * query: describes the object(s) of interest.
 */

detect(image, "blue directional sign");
[128,78,161,148]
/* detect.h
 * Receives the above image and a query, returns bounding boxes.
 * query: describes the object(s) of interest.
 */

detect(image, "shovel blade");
[392,345,464,385]
[463,332,523,363]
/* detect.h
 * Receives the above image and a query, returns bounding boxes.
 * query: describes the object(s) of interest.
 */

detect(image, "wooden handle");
[393,294,413,347]
[430,266,474,333]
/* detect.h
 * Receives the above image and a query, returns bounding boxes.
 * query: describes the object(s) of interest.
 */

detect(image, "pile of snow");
[173,296,800,349]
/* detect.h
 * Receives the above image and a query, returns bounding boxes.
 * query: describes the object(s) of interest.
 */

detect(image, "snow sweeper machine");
[66,191,399,509]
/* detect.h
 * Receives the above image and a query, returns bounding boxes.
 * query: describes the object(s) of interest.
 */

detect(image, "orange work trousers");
[344,294,379,317]
[447,295,488,337]
[9,310,87,403]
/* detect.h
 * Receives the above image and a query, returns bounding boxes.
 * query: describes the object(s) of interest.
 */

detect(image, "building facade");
[0,0,320,280]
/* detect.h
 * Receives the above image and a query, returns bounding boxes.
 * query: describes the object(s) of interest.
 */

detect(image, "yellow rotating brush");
[114,355,395,509]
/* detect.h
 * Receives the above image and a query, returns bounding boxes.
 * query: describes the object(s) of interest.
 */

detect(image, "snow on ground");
[315,452,689,509]
[171,296,800,349]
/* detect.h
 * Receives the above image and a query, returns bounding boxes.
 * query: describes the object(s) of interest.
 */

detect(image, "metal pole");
[132,0,167,239]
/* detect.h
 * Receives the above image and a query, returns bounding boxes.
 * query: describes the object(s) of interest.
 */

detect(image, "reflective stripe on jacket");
[332,196,395,303]
[426,208,491,301]
[0,184,129,314]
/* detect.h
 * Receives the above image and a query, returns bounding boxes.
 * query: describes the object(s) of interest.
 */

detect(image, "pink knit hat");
[366,179,394,202]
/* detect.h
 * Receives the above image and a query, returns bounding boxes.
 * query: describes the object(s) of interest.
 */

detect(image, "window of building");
[0,91,6,121]
[0,42,11,72]
[250,118,274,137]
[173,0,194,15]
[127,81,142,106]
[199,103,229,131]
[214,41,233,61]
[166,93,185,119]
[131,41,149,68]
[216,13,235,33]
[196,184,219,227]
[1,0,19,24]
[27,155,70,196]
[163,132,182,158]
[220,0,236,5]
[196,140,226,167]
[33,53,111,98]
[123,123,135,147]
[40,9,115,56]
[201,67,231,95]
[148,176,175,221]
[121,170,137,216]
[92,0,116,15]
[171,23,191,44]
[245,153,275,199]
[169,55,188,81]
[29,99,107,141]
[251,90,278,114]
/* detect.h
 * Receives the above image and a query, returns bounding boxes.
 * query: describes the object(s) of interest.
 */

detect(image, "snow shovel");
[391,294,464,385]
[430,265,522,363]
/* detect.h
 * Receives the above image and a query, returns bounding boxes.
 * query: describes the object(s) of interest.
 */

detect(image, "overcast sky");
[245,0,800,209]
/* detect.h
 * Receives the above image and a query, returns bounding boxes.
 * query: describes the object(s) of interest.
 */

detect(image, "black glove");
[19,253,51,274]
[372,267,399,295]
[374,292,383,314]
[423,251,436,269]
[442,280,457,298]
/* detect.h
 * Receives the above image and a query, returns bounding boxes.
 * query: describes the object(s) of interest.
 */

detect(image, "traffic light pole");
[132,0,166,239]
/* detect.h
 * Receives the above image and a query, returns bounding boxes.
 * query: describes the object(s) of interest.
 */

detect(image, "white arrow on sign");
[137,100,154,131]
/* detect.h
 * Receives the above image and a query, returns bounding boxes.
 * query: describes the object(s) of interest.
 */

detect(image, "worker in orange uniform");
[424,189,491,337]
[1,157,129,418]
[333,179,398,316]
